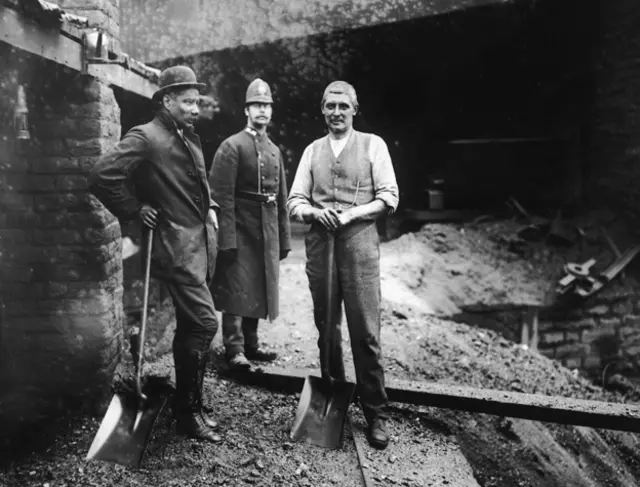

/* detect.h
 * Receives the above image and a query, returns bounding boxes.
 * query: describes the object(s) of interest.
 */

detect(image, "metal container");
[428,189,445,210]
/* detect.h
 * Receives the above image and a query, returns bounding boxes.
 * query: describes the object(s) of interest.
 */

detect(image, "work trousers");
[222,313,259,357]
[165,280,219,357]
[305,221,388,423]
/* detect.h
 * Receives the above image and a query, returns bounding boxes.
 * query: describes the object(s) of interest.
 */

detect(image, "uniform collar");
[245,125,267,140]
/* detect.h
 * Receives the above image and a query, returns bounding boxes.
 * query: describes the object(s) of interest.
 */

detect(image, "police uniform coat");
[209,127,291,320]
[89,110,219,286]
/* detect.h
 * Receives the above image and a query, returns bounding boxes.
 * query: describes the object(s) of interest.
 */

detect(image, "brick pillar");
[0,48,124,443]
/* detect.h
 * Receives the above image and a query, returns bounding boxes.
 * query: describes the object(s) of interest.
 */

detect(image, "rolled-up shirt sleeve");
[287,144,315,222]
[88,129,147,222]
[369,135,399,214]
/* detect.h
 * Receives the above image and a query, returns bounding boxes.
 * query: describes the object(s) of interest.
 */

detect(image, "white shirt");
[329,129,352,157]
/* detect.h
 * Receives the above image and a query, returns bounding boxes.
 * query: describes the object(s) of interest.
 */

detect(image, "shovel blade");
[290,375,356,449]
[86,391,167,469]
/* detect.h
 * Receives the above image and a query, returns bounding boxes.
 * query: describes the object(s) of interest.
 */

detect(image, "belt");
[236,191,277,204]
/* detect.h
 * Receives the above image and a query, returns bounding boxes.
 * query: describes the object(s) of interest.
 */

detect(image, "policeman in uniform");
[209,78,292,369]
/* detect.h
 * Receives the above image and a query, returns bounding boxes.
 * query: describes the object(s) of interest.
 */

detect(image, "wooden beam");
[226,366,640,434]
[0,5,156,99]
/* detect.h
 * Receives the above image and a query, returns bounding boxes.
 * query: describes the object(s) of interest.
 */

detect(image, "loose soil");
[3,210,640,486]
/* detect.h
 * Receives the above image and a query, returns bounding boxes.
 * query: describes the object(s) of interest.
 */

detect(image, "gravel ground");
[3,217,640,486]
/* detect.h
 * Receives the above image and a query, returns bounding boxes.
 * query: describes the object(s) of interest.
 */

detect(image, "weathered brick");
[77,156,99,173]
[554,343,589,359]
[66,138,108,157]
[587,304,610,316]
[24,174,57,193]
[29,157,80,174]
[583,355,602,369]
[35,119,77,139]
[599,317,622,332]
[619,326,640,340]
[542,331,564,345]
[83,222,121,245]
[583,326,618,344]
[612,300,634,316]
[0,192,34,211]
[624,345,640,358]
[565,331,581,342]
[38,139,69,157]
[33,192,91,212]
[0,159,28,173]
[0,262,35,283]
[6,212,38,229]
[623,314,640,328]
[56,175,88,192]
[563,357,583,369]
[538,320,554,331]
[33,229,84,246]
[66,102,106,119]
[555,317,597,330]
[0,229,31,244]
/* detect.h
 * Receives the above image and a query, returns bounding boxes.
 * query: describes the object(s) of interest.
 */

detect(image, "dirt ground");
[3,210,640,486]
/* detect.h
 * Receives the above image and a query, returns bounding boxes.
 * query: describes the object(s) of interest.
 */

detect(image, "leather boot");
[196,350,219,429]
[174,350,221,443]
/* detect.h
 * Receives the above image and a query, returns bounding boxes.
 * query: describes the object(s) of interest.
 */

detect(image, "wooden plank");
[226,366,640,434]
[0,6,155,99]
[1,5,83,71]
[87,63,156,99]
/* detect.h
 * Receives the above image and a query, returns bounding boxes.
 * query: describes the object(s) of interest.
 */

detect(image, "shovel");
[290,231,356,449]
[86,228,169,469]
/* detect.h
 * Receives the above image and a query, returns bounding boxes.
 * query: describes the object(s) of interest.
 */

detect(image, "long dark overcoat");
[209,127,291,320]
[89,110,218,286]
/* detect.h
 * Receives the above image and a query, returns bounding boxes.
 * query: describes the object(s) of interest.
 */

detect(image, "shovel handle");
[322,231,335,382]
[135,227,153,402]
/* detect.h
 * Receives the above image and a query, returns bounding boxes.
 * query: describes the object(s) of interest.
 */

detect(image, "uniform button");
[261,176,265,180]
[195,197,201,203]
[260,162,265,167]
[336,160,340,164]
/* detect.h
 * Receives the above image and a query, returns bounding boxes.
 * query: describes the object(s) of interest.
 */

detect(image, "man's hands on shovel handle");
[140,204,159,229]
[311,208,355,232]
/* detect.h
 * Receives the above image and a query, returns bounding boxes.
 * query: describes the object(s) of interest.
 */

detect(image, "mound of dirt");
[380,222,556,316]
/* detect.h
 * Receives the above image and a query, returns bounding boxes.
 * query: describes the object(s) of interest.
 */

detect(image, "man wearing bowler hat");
[209,78,291,370]
[89,66,222,442]
[287,80,399,449]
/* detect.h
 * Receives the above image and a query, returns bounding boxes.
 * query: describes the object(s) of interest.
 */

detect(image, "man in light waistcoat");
[287,80,399,450]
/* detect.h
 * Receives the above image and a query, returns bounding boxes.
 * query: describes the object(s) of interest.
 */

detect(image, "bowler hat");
[153,66,206,101]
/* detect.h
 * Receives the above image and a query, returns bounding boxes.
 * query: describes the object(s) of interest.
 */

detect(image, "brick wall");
[537,291,640,373]
[0,46,123,443]
[453,285,640,379]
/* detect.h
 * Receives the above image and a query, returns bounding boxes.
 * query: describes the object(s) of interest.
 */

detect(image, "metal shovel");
[290,231,356,449]
[86,228,168,469]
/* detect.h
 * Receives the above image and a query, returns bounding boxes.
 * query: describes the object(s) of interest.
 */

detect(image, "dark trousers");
[222,313,259,357]
[305,221,388,423]
[165,280,219,356]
